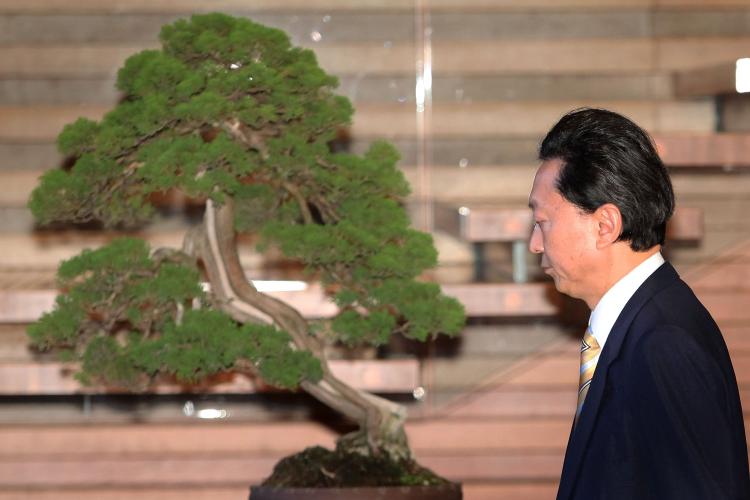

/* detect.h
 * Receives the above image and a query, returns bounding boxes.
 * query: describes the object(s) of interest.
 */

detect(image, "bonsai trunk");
[183,198,411,461]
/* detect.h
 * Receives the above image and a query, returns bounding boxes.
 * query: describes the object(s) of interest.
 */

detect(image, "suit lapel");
[556,263,680,500]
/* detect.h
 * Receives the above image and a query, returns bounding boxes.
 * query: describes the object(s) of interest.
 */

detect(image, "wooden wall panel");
[2,2,750,498]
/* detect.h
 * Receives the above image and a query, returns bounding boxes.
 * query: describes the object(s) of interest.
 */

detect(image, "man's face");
[528,158,599,302]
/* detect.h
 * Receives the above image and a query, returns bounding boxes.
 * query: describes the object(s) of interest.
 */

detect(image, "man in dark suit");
[528,108,750,499]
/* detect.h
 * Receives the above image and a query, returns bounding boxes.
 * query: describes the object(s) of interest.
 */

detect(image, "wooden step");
[498,350,750,387]
[0,0,688,15]
[7,163,749,213]
[2,0,748,15]
[0,358,420,395]
[1,37,747,80]
[0,74,675,107]
[0,418,571,458]
[0,101,716,143]
[658,37,750,72]
[674,61,738,98]
[0,487,250,500]
[0,11,666,46]
[11,9,745,47]
[0,284,338,323]
[435,205,703,243]
[442,283,560,317]
[0,452,566,488]
[0,483,560,500]
[654,133,750,168]
[0,280,561,324]
[0,39,652,79]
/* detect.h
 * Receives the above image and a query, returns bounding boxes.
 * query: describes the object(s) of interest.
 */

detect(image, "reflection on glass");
[737,58,750,93]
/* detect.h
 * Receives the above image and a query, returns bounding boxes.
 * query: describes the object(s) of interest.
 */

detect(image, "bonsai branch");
[199,198,410,460]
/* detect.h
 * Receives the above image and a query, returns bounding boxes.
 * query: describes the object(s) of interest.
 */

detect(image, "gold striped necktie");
[575,327,601,425]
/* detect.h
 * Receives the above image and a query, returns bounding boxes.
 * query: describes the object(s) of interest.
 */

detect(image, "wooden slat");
[666,206,704,241]
[0,419,569,457]
[0,284,338,323]
[0,101,717,144]
[0,39,655,78]
[673,61,737,98]
[0,0,655,14]
[435,205,703,243]
[699,291,750,323]
[354,100,716,137]
[0,457,279,487]
[0,358,420,395]
[0,453,565,488]
[5,163,750,214]
[442,283,560,317]
[657,37,750,71]
[654,133,750,167]
[0,74,675,107]
[4,37,741,81]
[0,280,560,322]
[423,454,563,482]
[690,264,750,290]
[656,0,750,8]
[723,328,750,352]
[0,12,662,45]
[0,483,560,500]
[0,488,250,500]
[0,0,745,14]
[442,388,576,418]
[435,205,532,242]
[462,483,558,500]
[502,351,750,387]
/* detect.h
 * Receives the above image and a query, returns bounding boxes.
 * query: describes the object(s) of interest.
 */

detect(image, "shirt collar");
[589,251,665,349]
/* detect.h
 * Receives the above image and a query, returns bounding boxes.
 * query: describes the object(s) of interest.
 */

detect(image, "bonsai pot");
[250,484,463,499]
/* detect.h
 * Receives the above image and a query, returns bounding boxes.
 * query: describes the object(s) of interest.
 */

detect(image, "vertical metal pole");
[415,0,433,232]
[473,242,486,282]
[82,394,92,418]
[512,240,528,283]
[415,0,435,414]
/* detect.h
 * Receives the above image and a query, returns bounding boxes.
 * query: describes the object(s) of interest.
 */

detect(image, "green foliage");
[29,12,348,228]
[57,118,99,156]
[27,13,465,395]
[28,239,322,390]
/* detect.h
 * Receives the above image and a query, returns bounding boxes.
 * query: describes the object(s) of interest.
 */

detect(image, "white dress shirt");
[589,252,665,348]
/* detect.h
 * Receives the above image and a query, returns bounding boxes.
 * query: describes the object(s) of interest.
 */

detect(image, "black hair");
[538,107,674,251]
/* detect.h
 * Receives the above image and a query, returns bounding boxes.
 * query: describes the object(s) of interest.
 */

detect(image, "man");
[528,108,750,499]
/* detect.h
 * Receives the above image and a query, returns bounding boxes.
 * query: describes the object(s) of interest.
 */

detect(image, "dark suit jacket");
[557,263,750,500]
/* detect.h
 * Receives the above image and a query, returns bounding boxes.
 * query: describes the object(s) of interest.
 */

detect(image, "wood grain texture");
[434,205,703,243]
[0,101,716,143]
[0,0,654,14]
[0,419,570,457]
[0,39,656,78]
[0,281,562,323]
[0,359,420,395]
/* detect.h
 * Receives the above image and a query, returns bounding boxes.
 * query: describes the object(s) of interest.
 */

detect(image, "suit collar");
[589,252,665,350]
[556,263,680,500]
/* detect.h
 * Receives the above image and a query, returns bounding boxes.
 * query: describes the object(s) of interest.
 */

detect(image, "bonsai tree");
[27,13,465,486]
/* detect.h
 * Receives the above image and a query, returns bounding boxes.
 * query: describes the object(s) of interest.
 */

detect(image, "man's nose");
[529,225,543,254]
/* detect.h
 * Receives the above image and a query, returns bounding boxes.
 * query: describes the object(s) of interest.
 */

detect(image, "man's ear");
[594,203,622,249]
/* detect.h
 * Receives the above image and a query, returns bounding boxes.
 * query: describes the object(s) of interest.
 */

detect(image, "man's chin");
[550,276,571,297]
